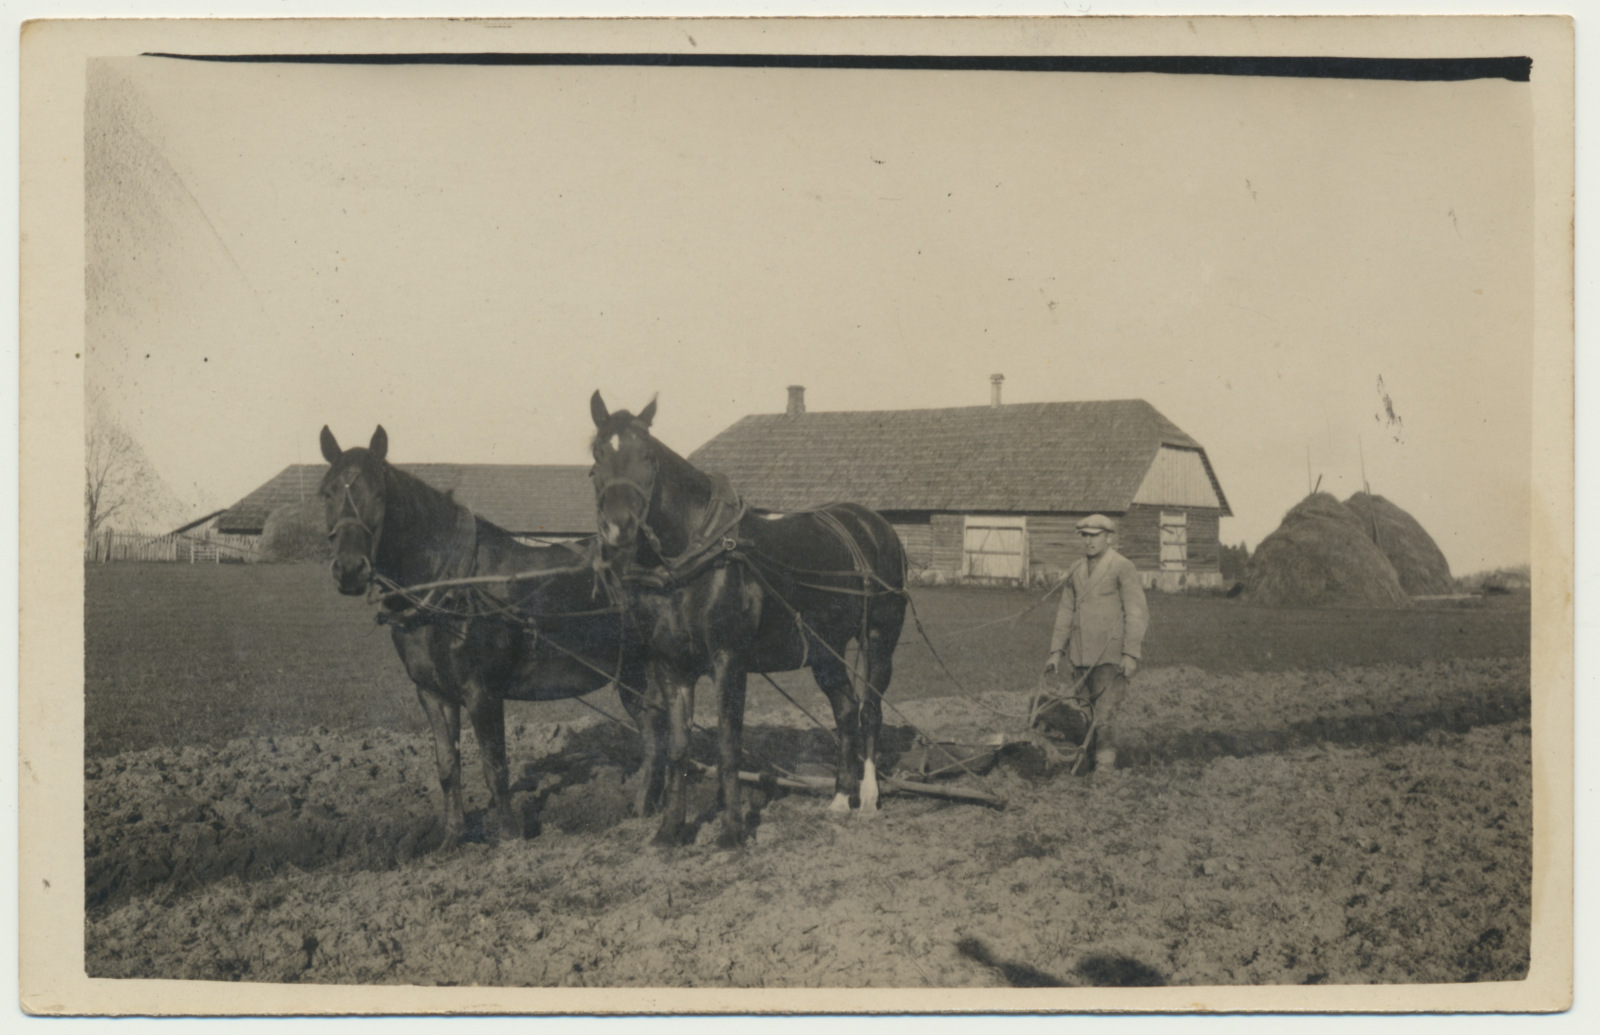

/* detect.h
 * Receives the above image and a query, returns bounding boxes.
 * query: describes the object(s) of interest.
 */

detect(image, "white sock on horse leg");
[827,792,851,814]
[858,758,879,815]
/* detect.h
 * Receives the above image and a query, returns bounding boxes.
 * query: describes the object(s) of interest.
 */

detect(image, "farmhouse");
[689,385,1232,590]
[217,464,597,542]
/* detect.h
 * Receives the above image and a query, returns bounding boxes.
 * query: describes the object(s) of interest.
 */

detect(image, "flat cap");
[1076,513,1118,534]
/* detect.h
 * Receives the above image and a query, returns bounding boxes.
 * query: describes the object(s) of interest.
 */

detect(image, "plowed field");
[84,562,1531,989]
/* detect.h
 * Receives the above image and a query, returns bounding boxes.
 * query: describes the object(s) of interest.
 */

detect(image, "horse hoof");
[826,793,852,815]
[715,826,746,850]
[853,804,880,822]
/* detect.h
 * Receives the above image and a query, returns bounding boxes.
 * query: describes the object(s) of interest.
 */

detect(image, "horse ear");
[590,390,609,429]
[320,426,341,464]
[638,395,657,428]
[370,425,388,461]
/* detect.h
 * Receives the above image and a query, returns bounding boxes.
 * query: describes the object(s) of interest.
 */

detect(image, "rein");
[618,503,747,589]
[733,555,992,784]
[369,567,653,714]
[371,566,625,625]
[376,563,599,605]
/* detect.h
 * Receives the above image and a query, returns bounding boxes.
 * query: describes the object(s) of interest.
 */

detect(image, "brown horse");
[588,393,907,848]
[319,425,651,849]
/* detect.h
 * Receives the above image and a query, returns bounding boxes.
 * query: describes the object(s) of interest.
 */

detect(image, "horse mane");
[381,461,533,550]
[383,462,458,519]
[651,436,713,496]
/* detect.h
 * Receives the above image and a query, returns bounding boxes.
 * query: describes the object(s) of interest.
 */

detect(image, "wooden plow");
[688,759,1006,808]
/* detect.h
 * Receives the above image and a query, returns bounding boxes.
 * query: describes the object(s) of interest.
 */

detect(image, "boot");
[1094,747,1117,773]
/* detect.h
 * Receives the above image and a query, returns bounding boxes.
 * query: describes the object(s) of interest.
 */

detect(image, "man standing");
[1043,514,1150,772]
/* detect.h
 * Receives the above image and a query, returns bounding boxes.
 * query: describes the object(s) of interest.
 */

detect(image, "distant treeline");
[1219,541,1251,582]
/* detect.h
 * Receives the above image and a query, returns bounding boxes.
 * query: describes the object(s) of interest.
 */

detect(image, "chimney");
[786,385,806,417]
[990,373,1005,408]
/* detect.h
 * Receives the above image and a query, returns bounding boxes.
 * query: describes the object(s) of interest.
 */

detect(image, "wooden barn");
[217,464,597,543]
[689,386,1232,590]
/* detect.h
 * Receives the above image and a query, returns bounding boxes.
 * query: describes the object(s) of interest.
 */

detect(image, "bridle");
[596,473,655,513]
[592,434,664,559]
[326,464,383,560]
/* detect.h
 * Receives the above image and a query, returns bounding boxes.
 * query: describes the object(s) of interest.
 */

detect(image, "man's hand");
[1121,655,1138,678]
[1044,653,1061,675]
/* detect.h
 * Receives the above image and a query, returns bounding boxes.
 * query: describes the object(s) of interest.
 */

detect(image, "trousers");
[1073,663,1128,752]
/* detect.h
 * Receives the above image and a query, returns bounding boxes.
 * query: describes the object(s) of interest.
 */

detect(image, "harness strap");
[624,480,749,588]
[375,506,479,623]
[737,558,992,784]
[809,508,877,705]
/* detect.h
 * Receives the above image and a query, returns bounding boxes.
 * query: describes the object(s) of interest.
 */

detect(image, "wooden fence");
[86,530,260,564]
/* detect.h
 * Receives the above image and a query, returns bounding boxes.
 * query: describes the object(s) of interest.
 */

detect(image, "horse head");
[588,390,659,564]
[318,425,389,595]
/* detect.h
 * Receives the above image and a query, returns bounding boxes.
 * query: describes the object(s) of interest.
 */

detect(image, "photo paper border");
[17,13,1575,1016]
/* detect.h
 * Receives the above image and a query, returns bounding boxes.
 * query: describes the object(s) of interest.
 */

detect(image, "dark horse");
[588,392,908,848]
[319,425,650,849]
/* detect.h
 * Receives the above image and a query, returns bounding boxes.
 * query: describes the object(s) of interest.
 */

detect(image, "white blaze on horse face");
[599,513,626,549]
[595,482,632,550]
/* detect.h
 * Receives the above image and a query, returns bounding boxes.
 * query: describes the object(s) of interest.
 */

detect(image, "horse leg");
[810,655,860,814]
[630,674,669,819]
[415,688,466,850]
[462,682,521,842]
[713,650,749,848]
[652,663,695,846]
[856,626,897,818]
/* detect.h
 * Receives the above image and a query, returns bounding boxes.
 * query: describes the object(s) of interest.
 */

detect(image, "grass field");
[84,562,1530,758]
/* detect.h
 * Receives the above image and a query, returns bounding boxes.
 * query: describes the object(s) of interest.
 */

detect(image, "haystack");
[1344,492,1453,596]
[259,499,333,563]
[1242,492,1410,608]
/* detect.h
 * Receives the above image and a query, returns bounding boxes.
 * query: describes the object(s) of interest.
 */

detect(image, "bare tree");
[85,393,180,540]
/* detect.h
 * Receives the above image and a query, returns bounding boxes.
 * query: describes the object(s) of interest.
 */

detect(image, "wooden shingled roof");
[216,464,596,537]
[688,399,1231,516]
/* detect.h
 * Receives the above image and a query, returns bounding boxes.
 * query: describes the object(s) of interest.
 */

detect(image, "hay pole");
[1358,434,1384,553]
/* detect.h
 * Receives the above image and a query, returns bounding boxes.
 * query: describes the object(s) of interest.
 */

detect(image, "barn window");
[1160,511,1188,570]
[962,515,1028,581]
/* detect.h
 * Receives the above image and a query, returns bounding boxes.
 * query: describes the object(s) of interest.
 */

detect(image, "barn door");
[962,516,1027,581]
[1160,511,1188,570]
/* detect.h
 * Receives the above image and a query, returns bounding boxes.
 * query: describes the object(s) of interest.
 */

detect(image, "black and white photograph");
[18,12,1574,1016]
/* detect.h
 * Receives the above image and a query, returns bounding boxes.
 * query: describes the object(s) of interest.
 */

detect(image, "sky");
[85,53,1536,573]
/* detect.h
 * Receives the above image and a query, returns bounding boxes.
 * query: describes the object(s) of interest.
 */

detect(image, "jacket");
[1049,547,1149,668]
